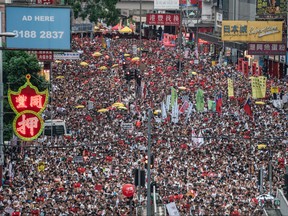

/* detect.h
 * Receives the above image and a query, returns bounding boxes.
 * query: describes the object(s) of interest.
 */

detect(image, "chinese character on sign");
[263,44,270,51]
[158,15,164,22]
[223,25,230,33]
[173,15,179,23]
[17,114,39,136]
[278,44,285,51]
[256,44,263,50]
[271,44,278,51]
[30,95,44,108]
[231,25,239,33]
[150,15,156,22]
[249,44,256,50]
[239,25,247,33]
[16,95,28,109]
[166,15,172,22]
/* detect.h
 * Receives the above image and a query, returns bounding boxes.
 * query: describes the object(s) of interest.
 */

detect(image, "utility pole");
[178,6,183,73]
[146,109,152,216]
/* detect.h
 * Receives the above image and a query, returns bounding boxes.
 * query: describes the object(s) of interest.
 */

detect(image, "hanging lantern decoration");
[8,74,49,141]
[122,184,135,197]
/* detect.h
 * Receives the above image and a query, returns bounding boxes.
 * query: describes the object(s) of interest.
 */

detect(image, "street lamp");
[0,31,16,187]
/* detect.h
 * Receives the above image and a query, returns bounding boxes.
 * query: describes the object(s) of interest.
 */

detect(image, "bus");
[43,119,68,136]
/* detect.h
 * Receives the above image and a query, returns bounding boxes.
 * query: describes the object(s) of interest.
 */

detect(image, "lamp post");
[0,31,16,187]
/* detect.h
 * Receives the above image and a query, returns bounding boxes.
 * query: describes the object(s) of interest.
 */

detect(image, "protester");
[1,35,287,216]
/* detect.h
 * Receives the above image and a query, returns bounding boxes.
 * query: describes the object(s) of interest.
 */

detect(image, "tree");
[65,0,120,26]
[3,50,48,141]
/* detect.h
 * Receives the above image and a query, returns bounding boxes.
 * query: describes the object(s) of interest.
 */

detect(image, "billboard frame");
[5,5,72,51]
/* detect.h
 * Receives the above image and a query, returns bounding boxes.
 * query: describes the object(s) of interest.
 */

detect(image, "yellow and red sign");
[221,21,283,42]
[8,74,49,141]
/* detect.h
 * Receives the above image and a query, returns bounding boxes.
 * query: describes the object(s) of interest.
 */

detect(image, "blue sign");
[6,6,71,50]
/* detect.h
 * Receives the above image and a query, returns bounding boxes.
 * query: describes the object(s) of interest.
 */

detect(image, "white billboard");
[154,0,179,10]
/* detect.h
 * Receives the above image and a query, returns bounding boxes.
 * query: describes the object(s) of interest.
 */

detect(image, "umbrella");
[80,62,89,66]
[154,110,161,115]
[132,57,140,61]
[99,66,108,70]
[124,54,130,57]
[75,105,85,108]
[112,64,119,68]
[55,60,62,63]
[257,144,267,150]
[56,76,65,79]
[178,86,187,90]
[97,108,109,113]
[119,26,132,33]
[255,101,265,105]
[112,102,124,107]
[191,71,197,75]
[92,52,102,57]
[118,106,128,110]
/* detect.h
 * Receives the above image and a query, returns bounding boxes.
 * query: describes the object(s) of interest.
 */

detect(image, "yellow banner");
[227,78,234,97]
[222,21,283,42]
[251,77,263,99]
[258,76,267,98]
[270,86,279,94]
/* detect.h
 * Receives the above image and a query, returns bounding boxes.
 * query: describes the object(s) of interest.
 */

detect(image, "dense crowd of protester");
[1,35,287,216]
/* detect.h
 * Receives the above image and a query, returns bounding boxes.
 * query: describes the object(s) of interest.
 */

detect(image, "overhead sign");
[248,43,286,55]
[221,21,283,42]
[146,14,180,26]
[36,0,54,4]
[54,52,80,60]
[154,0,179,10]
[179,0,198,7]
[6,6,71,50]
[256,0,287,16]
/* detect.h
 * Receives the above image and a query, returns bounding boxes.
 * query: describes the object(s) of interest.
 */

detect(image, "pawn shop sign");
[8,74,49,141]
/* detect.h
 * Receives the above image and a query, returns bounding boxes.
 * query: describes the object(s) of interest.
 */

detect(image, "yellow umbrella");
[97,108,109,113]
[154,110,161,115]
[132,57,140,61]
[99,66,108,70]
[92,52,102,57]
[37,162,45,172]
[255,101,265,105]
[191,71,197,75]
[112,64,119,68]
[55,60,62,63]
[178,86,187,90]
[124,53,130,57]
[56,76,65,79]
[75,105,85,108]
[118,106,128,110]
[257,144,267,150]
[80,62,89,66]
[112,102,124,107]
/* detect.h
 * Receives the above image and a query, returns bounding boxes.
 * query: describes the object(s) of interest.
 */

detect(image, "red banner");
[242,61,249,77]
[146,14,180,26]
[238,58,243,72]
[37,51,54,62]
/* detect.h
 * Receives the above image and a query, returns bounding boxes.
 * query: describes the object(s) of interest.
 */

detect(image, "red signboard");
[8,74,49,141]
[37,51,54,61]
[36,0,54,4]
[146,14,180,26]
[248,43,286,55]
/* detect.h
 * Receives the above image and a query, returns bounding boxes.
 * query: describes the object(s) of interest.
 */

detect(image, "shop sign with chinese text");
[8,74,49,141]
[221,21,283,42]
[248,43,286,55]
[146,14,180,26]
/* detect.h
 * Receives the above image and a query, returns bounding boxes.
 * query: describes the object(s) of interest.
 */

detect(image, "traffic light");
[123,61,127,70]
[125,71,131,81]
[134,169,145,187]
[144,154,154,169]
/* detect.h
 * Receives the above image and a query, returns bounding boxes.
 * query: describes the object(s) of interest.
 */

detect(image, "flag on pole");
[216,92,222,114]
[243,96,253,117]
[171,87,178,108]
[227,78,234,97]
[161,101,167,120]
[208,99,216,111]
[196,89,204,112]
[179,100,189,113]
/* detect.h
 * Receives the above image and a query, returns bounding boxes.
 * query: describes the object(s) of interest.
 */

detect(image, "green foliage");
[65,0,120,26]
[2,50,48,141]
